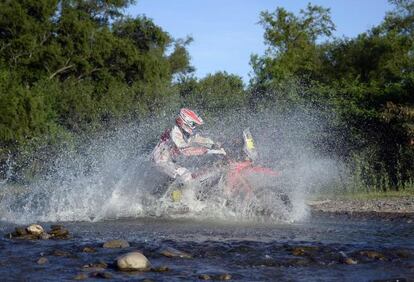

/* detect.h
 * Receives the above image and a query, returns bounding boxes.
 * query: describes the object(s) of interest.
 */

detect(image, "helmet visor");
[188,121,197,129]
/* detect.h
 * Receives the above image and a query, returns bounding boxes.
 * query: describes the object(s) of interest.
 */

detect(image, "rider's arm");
[171,126,225,156]
[189,134,215,148]
[171,126,208,156]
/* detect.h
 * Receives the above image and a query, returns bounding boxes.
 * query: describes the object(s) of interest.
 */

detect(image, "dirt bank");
[307,197,414,220]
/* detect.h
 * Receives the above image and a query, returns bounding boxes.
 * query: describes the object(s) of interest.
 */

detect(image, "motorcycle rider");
[152,108,226,185]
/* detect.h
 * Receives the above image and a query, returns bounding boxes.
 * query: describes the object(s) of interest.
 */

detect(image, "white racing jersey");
[151,125,218,181]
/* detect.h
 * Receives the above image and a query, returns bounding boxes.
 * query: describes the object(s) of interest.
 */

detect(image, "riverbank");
[307,195,414,220]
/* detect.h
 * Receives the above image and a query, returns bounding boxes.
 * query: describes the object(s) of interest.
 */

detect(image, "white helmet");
[176,108,204,135]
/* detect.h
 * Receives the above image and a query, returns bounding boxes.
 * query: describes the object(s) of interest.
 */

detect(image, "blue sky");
[127,0,393,83]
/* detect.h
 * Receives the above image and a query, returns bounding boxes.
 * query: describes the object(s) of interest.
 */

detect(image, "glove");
[181,171,193,182]
[177,170,193,184]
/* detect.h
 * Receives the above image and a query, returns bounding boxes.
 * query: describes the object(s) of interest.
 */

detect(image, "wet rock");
[291,247,306,256]
[160,247,192,258]
[11,233,39,240]
[48,225,70,239]
[395,249,412,258]
[83,262,108,272]
[199,273,231,280]
[116,252,151,271]
[291,246,319,256]
[73,273,88,280]
[52,249,73,257]
[339,251,358,265]
[37,257,48,265]
[216,274,232,280]
[344,258,358,265]
[360,251,385,260]
[82,246,97,253]
[14,227,28,236]
[40,233,51,240]
[27,224,44,235]
[151,266,170,272]
[91,271,113,279]
[103,239,130,249]
[6,225,45,240]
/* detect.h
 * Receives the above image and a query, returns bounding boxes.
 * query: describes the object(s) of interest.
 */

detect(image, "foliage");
[0,0,192,180]
[250,0,414,189]
[177,72,247,113]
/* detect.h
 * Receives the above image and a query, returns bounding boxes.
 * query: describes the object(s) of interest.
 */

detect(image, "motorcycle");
[157,128,293,219]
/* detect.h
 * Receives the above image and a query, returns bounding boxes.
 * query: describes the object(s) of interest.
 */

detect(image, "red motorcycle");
[159,129,292,218]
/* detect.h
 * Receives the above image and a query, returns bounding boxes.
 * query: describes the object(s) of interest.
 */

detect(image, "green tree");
[251,3,335,85]
[178,72,247,113]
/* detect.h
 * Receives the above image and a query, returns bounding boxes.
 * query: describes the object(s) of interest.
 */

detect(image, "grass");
[312,186,414,201]
[334,189,414,200]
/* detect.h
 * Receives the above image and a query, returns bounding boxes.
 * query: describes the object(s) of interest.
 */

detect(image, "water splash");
[0,108,341,224]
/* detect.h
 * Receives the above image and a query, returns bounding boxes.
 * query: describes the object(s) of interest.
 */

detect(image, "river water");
[0,214,413,281]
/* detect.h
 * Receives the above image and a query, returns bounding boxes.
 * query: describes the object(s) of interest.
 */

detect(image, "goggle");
[187,121,197,128]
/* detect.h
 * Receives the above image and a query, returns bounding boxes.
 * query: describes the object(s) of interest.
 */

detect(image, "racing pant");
[152,141,191,182]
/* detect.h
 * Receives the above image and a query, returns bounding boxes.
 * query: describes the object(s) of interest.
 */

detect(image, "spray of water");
[0,107,342,224]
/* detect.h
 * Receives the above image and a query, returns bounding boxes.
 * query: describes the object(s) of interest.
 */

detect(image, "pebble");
[82,246,97,253]
[40,233,51,240]
[91,271,113,279]
[116,252,151,271]
[199,273,232,280]
[160,247,192,258]
[292,247,305,256]
[26,224,44,235]
[52,249,72,257]
[199,274,212,280]
[37,257,48,265]
[395,250,412,258]
[344,258,358,265]
[217,274,232,280]
[360,251,385,260]
[14,227,28,236]
[82,262,108,271]
[103,239,130,249]
[48,226,70,239]
[73,273,88,280]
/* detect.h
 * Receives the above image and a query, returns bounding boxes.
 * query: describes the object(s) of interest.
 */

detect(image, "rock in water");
[82,246,96,253]
[73,273,88,280]
[82,262,108,271]
[344,258,358,265]
[48,225,70,239]
[360,250,385,260]
[116,252,151,271]
[103,239,130,249]
[160,247,192,258]
[217,274,232,280]
[40,233,51,240]
[26,224,44,235]
[91,272,113,279]
[37,257,48,265]
[14,227,28,236]
[198,274,212,280]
